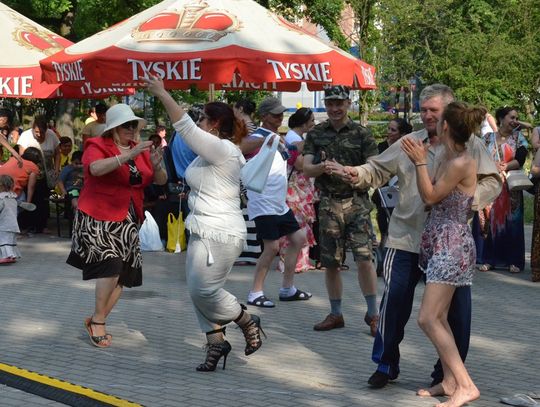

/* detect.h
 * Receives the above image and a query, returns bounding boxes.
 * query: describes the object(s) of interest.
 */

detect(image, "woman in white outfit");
[145,77,264,372]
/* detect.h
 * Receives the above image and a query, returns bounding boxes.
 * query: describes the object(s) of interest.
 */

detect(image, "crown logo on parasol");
[9,11,66,55]
[132,0,240,42]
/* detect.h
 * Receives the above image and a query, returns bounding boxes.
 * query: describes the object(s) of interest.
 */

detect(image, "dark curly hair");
[204,102,247,145]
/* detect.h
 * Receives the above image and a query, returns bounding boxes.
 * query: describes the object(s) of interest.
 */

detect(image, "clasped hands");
[331,136,430,185]
[324,160,360,184]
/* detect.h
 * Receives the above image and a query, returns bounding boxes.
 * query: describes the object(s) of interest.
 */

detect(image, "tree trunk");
[360,91,369,126]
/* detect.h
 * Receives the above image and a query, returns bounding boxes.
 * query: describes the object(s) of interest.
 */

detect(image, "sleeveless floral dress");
[419,189,476,286]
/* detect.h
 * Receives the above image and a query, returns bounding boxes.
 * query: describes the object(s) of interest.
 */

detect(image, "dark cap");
[258,97,287,116]
[323,85,351,100]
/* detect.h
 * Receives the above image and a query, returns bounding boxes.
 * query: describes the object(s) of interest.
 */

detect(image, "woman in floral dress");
[402,101,484,407]
[277,108,316,273]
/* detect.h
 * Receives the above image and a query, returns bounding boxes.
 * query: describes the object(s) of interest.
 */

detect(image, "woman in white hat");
[145,76,265,372]
[67,104,167,348]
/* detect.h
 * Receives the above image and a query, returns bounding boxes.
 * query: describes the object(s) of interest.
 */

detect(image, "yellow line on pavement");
[0,362,142,406]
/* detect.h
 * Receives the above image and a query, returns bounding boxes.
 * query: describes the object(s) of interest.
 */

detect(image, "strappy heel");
[240,314,266,356]
[84,318,111,348]
[196,341,232,372]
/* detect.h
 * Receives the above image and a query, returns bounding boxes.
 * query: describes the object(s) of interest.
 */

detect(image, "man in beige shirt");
[339,84,501,389]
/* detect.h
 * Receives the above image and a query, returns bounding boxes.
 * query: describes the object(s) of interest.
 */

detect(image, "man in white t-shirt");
[17,116,60,181]
[17,115,61,234]
[245,97,312,308]
[81,103,107,147]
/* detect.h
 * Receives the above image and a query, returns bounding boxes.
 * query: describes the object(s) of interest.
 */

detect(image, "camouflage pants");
[319,194,373,268]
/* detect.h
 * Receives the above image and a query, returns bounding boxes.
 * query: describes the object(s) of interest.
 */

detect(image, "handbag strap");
[177,198,183,234]
[492,132,502,162]
[288,165,295,181]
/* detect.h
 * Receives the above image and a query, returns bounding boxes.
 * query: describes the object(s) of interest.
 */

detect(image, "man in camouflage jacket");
[303,85,380,335]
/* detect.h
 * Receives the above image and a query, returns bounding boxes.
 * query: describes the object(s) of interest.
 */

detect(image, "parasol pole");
[208,83,215,102]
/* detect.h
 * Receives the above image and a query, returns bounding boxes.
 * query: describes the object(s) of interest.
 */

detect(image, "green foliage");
[221,90,273,106]
[374,0,540,118]
[72,0,162,40]
[149,87,209,126]
[366,122,387,142]
[262,0,349,49]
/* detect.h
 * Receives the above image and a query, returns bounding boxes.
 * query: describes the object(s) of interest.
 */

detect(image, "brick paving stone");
[0,225,538,406]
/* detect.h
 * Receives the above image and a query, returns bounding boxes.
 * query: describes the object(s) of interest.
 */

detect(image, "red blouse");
[78,137,153,222]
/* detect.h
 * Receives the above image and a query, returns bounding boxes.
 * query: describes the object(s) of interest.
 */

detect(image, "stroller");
[372,177,399,276]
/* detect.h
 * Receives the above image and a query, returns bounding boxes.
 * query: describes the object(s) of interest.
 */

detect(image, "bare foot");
[417,381,455,397]
[436,385,480,407]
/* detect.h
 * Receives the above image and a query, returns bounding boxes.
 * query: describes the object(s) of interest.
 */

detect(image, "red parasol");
[0,2,133,98]
[40,0,376,91]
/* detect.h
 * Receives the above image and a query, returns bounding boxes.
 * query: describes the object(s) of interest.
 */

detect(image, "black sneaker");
[368,371,395,388]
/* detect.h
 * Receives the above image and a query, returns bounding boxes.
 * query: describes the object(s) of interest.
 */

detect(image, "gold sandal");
[509,265,521,274]
[478,264,492,272]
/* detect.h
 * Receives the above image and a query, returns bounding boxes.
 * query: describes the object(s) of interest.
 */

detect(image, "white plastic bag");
[240,134,279,193]
[139,211,164,251]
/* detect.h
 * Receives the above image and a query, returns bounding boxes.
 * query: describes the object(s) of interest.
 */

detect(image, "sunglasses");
[120,120,139,130]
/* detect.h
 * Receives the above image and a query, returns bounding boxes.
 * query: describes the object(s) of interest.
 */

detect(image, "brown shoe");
[364,313,379,337]
[313,313,345,331]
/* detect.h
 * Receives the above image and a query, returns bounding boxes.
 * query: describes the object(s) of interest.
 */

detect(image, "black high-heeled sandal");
[83,318,112,348]
[196,341,232,372]
[241,314,266,356]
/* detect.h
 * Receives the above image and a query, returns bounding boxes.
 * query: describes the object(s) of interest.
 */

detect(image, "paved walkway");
[0,227,538,406]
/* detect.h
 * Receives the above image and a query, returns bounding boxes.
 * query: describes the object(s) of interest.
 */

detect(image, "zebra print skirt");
[66,205,143,288]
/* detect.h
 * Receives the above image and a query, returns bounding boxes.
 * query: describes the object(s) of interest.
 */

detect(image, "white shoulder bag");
[240,134,279,193]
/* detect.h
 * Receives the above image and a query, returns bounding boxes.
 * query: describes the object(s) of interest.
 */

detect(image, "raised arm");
[145,76,231,165]
[486,113,498,134]
[144,76,186,124]
[172,115,232,164]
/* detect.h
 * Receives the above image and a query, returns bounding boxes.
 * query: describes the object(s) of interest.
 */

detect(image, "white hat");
[103,104,146,133]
